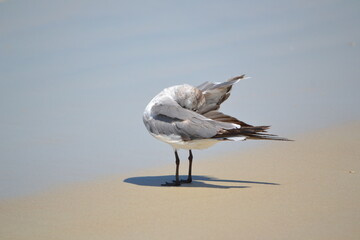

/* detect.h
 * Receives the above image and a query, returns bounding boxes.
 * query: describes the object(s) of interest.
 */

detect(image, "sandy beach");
[1,1,360,239]
[1,122,359,240]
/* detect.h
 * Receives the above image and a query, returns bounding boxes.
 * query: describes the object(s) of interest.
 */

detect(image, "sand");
[1,122,360,240]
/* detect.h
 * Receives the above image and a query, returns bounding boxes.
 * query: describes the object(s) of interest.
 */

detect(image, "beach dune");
[1,122,359,240]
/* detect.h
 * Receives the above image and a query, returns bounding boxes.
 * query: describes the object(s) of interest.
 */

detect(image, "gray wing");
[203,110,253,127]
[144,99,235,141]
[197,75,246,114]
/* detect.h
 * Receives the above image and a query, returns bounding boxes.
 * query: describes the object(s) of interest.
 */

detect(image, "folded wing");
[144,98,237,141]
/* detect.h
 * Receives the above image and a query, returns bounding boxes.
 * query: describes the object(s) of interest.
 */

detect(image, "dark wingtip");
[213,125,292,141]
[247,133,293,141]
[227,74,246,82]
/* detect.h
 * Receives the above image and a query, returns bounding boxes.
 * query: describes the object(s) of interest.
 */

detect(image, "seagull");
[143,75,290,186]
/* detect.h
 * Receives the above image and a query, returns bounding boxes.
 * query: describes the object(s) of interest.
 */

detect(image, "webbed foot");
[180,178,192,184]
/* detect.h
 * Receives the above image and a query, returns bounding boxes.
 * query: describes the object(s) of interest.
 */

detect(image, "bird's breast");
[151,132,219,150]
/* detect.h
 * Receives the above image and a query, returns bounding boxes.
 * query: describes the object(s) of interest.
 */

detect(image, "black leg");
[162,150,181,186]
[175,150,180,183]
[180,150,193,184]
[187,149,193,182]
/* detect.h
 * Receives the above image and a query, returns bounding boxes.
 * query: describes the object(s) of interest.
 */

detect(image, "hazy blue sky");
[1,0,359,198]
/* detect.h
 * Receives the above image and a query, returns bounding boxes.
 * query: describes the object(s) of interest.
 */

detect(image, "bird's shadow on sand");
[123,175,279,189]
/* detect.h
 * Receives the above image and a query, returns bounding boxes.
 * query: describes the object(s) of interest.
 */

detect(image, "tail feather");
[213,125,292,141]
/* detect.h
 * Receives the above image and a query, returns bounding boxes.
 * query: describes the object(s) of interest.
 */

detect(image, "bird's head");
[168,84,205,112]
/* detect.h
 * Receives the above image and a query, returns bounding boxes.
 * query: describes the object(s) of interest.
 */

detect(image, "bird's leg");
[180,150,193,184]
[162,150,181,186]
[188,150,193,182]
[175,150,180,183]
